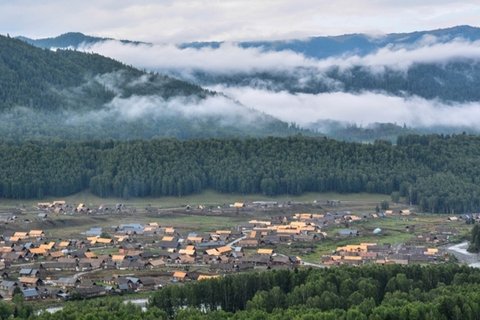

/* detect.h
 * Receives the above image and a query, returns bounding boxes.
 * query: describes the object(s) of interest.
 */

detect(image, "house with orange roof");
[216,230,231,235]
[85,252,97,259]
[57,241,71,248]
[96,238,113,244]
[19,276,41,286]
[29,230,44,238]
[165,227,175,234]
[216,246,232,254]
[172,271,187,282]
[186,236,203,243]
[13,232,28,239]
[111,255,125,261]
[39,242,55,251]
[49,251,65,259]
[206,248,220,256]
[29,248,48,255]
[257,248,274,255]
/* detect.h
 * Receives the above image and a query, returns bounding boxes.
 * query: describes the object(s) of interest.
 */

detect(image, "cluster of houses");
[0,214,321,300]
[322,242,447,266]
[0,199,466,302]
[36,201,127,215]
[237,214,327,247]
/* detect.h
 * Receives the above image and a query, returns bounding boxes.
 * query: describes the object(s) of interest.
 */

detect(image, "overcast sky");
[1,0,479,42]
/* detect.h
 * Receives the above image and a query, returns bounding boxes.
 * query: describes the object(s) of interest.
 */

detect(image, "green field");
[0,189,390,209]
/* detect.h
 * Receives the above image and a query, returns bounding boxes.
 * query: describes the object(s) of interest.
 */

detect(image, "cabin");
[56,277,80,288]
[172,271,188,282]
[22,288,40,300]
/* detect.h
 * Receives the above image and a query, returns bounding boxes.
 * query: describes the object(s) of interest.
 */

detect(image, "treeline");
[148,264,480,319]
[27,264,480,319]
[2,135,480,213]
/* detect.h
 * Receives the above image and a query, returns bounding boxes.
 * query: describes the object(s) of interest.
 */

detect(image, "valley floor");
[0,190,473,310]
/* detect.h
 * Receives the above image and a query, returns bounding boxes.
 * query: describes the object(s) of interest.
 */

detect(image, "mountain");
[0,34,205,112]
[16,32,149,49]
[18,27,480,103]
[17,26,480,141]
[23,26,480,59]
[180,25,480,102]
[0,34,307,140]
[182,25,480,59]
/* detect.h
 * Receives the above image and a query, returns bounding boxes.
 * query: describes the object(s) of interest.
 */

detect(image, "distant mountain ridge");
[181,25,480,59]
[18,26,480,59]
[16,32,149,49]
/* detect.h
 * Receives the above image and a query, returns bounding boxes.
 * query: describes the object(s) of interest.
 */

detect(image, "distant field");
[0,189,390,209]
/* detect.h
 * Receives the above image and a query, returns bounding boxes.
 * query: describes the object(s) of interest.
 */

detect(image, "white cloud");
[80,37,480,76]
[83,41,318,73]
[75,38,480,130]
[214,86,480,128]
[66,92,265,129]
[319,38,480,72]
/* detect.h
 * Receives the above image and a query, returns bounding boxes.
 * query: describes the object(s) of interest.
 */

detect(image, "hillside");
[17,26,480,141]
[0,34,305,140]
[0,34,207,111]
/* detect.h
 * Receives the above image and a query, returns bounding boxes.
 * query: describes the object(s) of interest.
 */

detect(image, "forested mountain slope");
[0,34,204,111]
[1,134,479,213]
[0,34,304,139]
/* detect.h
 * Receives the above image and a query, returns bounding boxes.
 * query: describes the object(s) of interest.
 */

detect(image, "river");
[446,241,480,267]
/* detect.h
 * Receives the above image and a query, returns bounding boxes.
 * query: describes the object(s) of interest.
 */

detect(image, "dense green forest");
[1,134,480,213]
[0,34,206,111]
[468,224,480,253]
[3,264,479,319]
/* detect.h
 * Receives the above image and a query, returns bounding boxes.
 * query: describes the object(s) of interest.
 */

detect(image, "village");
[0,197,472,303]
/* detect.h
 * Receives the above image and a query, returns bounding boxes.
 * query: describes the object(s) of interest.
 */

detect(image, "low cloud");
[82,41,319,74]
[88,94,263,126]
[58,71,269,128]
[213,85,480,129]
[320,37,480,72]
[79,36,480,76]
[71,38,480,132]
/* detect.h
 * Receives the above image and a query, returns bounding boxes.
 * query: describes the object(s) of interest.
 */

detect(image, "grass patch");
[0,190,389,210]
